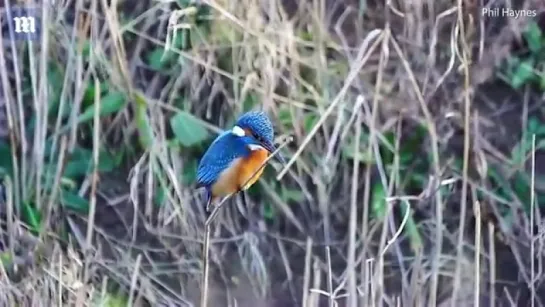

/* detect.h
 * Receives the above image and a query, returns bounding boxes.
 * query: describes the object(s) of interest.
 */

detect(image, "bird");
[196,111,286,212]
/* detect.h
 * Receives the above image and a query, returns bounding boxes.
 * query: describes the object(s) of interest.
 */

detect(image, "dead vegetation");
[0,0,545,306]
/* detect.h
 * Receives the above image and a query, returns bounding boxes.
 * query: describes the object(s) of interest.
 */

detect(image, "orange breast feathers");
[210,149,270,197]
[238,148,269,190]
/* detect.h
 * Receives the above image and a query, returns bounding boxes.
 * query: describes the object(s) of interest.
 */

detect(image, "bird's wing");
[196,132,249,187]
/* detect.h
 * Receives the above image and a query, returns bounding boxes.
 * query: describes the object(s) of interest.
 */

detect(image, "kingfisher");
[196,111,286,212]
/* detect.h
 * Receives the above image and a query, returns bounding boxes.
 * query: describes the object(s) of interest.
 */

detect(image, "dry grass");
[0,0,544,306]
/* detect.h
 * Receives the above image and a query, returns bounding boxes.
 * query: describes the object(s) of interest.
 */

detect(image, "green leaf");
[61,190,90,213]
[399,125,427,165]
[277,107,293,128]
[82,81,108,108]
[537,139,545,150]
[510,142,527,165]
[178,30,190,51]
[0,251,12,267]
[512,171,531,211]
[21,202,41,234]
[281,187,304,202]
[262,203,275,220]
[170,22,191,49]
[170,111,209,147]
[182,158,198,185]
[147,48,168,71]
[92,292,129,307]
[46,63,66,117]
[511,59,535,89]
[96,151,118,172]
[538,122,545,135]
[399,151,414,165]
[528,117,540,134]
[371,183,387,220]
[81,40,92,59]
[189,24,210,48]
[0,141,13,176]
[379,131,396,165]
[242,92,259,111]
[400,200,423,253]
[154,184,166,208]
[40,162,61,191]
[77,91,127,124]
[134,92,154,149]
[177,0,195,8]
[342,134,372,163]
[300,30,313,42]
[303,114,318,134]
[524,21,543,53]
[146,33,185,71]
[64,147,119,178]
[487,166,513,202]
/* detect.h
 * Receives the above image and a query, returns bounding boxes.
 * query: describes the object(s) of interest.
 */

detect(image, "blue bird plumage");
[196,111,285,212]
[196,130,251,187]
[235,111,274,144]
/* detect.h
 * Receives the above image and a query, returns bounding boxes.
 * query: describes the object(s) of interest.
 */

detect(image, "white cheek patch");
[247,144,265,151]
[231,125,245,137]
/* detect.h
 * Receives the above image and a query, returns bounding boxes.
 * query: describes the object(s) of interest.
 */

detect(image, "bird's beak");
[261,140,286,165]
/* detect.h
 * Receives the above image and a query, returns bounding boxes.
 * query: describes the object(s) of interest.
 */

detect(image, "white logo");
[13,16,36,33]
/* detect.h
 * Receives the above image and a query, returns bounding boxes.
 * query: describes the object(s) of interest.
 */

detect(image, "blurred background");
[0,0,545,306]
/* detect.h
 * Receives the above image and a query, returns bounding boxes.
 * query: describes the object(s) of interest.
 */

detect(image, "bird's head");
[231,111,286,164]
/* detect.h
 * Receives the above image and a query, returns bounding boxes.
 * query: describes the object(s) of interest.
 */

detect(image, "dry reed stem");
[487,222,495,307]
[302,237,313,307]
[389,33,444,307]
[347,97,363,307]
[77,75,102,307]
[474,200,481,307]
[128,254,142,307]
[451,0,472,303]
[276,29,383,180]
[531,134,536,307]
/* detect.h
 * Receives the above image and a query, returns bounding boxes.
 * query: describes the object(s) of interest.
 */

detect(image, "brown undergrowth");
[0,0,544,306]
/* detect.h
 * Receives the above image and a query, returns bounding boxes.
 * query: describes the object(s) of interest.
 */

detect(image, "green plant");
[341,125,428,253]
[482,116,545,228]
[500,21,545,90]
